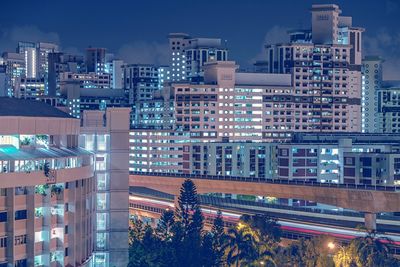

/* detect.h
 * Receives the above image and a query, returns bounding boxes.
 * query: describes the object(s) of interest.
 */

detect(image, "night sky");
[1,0,399,79]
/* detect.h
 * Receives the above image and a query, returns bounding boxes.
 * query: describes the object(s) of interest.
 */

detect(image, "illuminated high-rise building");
[265,4,364,132]
[86,48,106,74]
[168,33,228,82]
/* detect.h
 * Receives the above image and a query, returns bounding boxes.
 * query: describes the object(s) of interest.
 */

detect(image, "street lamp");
[259,261,265,266]
[327,241,336,250]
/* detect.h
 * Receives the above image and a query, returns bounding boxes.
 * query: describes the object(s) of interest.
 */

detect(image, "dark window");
[15,210,27,220]
[360,157,372,167]
[14,234,27,245]
[344,167,355,177]
[0,236,6,248]
[362,168,372,178]
[15,259,27,267]
[0,212,7,222]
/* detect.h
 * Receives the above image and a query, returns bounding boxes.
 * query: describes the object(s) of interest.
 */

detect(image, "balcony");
[50,238,63,249]
[15,195,27,207]
[50,261,63,267]
[0,247,5,260]
[34,241,45,255]
[51,193,64,205]
[0,222,5,234]
[14,219,27,231]
[51,215,63,226]
[0,148,93,188]
[35,194,46,206]
[14,244,27,256]
[0,196,5,210]
[35,216,44,229]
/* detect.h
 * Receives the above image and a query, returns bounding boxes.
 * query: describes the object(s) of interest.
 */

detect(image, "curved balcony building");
[0,98,95,267]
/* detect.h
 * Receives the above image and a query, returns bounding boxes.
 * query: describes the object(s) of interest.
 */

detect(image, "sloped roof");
[0,97,72,118]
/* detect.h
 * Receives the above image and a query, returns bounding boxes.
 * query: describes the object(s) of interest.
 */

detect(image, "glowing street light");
[327,241,336,250]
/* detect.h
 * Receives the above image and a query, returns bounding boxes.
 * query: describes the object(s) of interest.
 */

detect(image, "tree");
[201,232,216,267]
[183,206,204,266]
[280,236,334,267]
[238,214,280,266]
[302,236,334,267]
[129,218,144,244]
[333,245,354,267]
[128,221,161,267]
[156,209,175,241]
[240,214,281,245]
[226,227,257,267]
[173,179,204,267]
[176,179,200,229]
[211,210,227,266]
[200,210,228,266]
[279,238,308,267]
[348,230,399,267]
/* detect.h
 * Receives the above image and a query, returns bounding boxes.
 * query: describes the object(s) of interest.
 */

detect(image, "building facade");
[277,133,400,185]
[86,48,106,74]
[123,64,170,125]
[265,4,363,133]
[129,130,400,186]
[168,33,228,82]
[15,77,46,99]
[129,129,190,173]
[361,56,383,133]
[1,53,25,97]
[378,84,400,133]
[0,98,95,266]
[80,108,130,267]
[48,52,85,97]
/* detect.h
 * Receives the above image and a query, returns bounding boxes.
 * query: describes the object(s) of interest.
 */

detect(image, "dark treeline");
[128,179,399,267]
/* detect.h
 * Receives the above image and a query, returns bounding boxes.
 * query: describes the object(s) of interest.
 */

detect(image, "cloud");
[117,41,169,65]
[251,25,290,63]
[363,28,400,80]
[0,25,60,53]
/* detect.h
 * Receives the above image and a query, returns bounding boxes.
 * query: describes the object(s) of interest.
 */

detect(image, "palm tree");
[238,215,280,266]
[349,230,395,267]
[240,214,281,245]
[332,245,354,267]
[226,227,257,267]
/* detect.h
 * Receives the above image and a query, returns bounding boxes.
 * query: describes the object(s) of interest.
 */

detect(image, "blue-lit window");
[0,212,7,222]
[15,210,27,220]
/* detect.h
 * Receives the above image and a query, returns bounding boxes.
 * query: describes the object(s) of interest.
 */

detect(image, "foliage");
[43,161,50,177]
[156,209,174,241]
[128,179,400,267]
[343,230,399,267]
[211,210,228,266]
[50,185,63,196]
[226,227,257,266]
[20,137,31,146]
[35,184,49,196]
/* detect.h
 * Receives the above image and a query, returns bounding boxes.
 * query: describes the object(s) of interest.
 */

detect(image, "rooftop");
[0,97,72,118]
